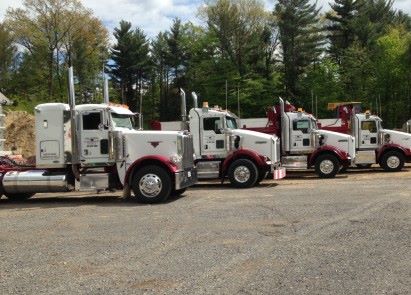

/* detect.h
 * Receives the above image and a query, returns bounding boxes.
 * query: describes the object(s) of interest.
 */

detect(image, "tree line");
[0,0,410,128]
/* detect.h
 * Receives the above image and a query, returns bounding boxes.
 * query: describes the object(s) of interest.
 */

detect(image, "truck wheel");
[379,151,404,172]
[5,193,35,201]
[228,159,258,188]
[131,165,172,203]
[315,154,340,178]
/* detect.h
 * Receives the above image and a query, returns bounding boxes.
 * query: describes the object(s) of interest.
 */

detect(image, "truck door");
[79,110,110,164]
[201,116,226,156]
[359,119,378,149]
[290,119,314,153]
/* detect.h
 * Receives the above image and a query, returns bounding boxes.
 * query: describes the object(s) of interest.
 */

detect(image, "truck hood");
[381,129,411,148]
[318,129,356,159]
[229,129,280,163]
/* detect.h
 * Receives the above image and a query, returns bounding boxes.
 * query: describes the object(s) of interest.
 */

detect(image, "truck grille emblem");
[149,141,161,148]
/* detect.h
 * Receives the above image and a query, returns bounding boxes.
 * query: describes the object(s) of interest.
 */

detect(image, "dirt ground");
[0,166,410,294]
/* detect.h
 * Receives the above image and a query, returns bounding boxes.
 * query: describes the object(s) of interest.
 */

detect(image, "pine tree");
[109,21,150,111]
[326,0,361,63]
[354,0,396,47]
[274,0,324,99]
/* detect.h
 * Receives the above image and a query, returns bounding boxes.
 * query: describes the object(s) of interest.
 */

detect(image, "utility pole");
[139,79,143,129]
[311,89,314,114]
[225,80,228,110]
[237,84,240,118]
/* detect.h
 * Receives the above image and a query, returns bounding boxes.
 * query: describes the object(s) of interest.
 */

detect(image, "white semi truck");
[152,90,286,188]
[0,68,197,203]
[242,98,356,178]
[324,112,411,171]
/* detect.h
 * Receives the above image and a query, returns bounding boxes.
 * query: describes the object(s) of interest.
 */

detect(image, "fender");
[124,155,178,185]
[376,144,411,162]
[221,148,267,176]
[308,145,350,167]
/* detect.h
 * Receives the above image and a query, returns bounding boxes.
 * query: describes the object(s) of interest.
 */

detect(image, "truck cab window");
[293,120,310,134]
[83,112,101,130]
[111,113,136,130]
[361,121,377,133]
[204,117,221,133]
[226,116,238,129]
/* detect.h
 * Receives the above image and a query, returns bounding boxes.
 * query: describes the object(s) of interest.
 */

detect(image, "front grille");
[182,134,194,168]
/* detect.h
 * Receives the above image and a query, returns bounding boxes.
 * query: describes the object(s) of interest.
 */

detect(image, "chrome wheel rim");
[139,174,162,198]
[233,166,251,183]
[320,159,334,175]
[387,156,400,169]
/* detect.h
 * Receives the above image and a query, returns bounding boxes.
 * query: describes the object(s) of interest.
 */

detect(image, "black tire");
[356,164,372,169]
[315,154,340,178]
[379,150,405,172]
[5,193,35,201]
[228,159,258,188]
[131,165,172,204]
[171,188,186,197]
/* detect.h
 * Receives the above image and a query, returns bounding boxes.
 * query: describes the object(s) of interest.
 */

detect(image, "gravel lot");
[1,166,410,294]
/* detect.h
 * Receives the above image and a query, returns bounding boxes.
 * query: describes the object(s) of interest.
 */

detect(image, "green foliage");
[109,20,151,111]
[1,0,411,128]
[274,0,324,99]
[0,22,16,90]
[2,0,108,107]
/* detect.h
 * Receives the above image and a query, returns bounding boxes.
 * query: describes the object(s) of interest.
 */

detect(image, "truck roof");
[35,103,134,115]
[191,107,238,118]
[355,113,382,121]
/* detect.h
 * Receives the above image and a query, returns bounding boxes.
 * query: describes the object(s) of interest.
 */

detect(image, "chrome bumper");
[269,162,286,180]
[175,167,197,190]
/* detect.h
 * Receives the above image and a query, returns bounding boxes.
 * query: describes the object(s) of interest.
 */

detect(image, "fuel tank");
[2,170,72,194]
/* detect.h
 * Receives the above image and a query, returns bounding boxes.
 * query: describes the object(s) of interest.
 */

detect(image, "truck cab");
[278,98,355,178]
[31,102,197,203]
[157,91,285,188]
[350,113,411,171]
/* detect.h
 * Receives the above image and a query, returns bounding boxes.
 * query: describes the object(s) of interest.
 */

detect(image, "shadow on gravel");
[190,182,279,190]
[0,193,187,209]
[284,172,348,180]
[340,168,409,175]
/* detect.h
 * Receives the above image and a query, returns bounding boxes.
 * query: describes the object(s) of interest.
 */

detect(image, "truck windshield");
[226,116,238,129]
[111,113,137,129]
[311,119,318,130]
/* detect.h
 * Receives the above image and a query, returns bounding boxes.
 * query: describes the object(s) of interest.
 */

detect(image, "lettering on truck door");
[201,116,226,156]
[290,119,314,153]
[359,120,378,149]
[79,111,110,163]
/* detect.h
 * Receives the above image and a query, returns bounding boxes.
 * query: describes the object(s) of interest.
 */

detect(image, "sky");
[1,0,411,39]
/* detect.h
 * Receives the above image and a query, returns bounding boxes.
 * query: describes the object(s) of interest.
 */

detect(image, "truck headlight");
[170,154,183,165]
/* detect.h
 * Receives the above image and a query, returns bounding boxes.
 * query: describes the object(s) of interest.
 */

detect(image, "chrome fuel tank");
[2,170,71,194]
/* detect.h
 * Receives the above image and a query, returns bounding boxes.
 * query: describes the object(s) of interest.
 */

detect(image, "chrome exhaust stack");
[279,97,288,154]
[191,92,198,108]
[103,77,109,104]
[180,88,188,130]
[68,67,80,180]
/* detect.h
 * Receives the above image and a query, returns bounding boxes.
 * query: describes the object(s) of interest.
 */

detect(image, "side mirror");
[215,128,224,134]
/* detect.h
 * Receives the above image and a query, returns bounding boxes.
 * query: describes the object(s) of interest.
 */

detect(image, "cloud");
[1,0,411,40]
